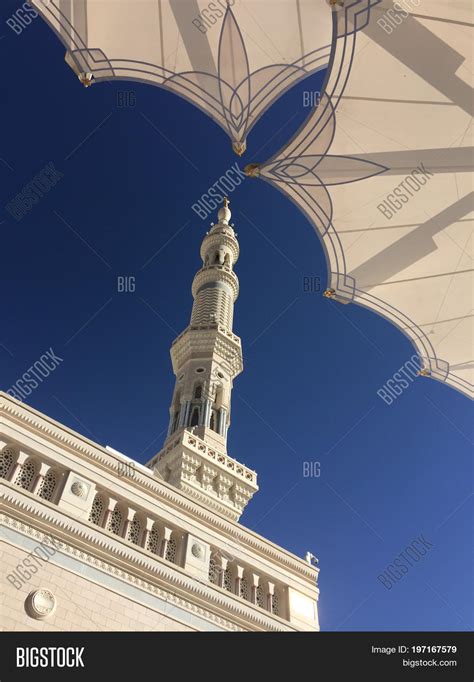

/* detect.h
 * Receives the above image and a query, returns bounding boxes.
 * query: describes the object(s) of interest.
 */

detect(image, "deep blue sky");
[1,4,472,631]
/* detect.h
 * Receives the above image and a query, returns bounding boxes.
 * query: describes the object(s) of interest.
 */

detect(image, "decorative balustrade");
[208,548,283,618]
[0,444,62,503]
[171,324,241,346]
[154,431,257,486]
[1,442,287,621]
[217,324,241,345]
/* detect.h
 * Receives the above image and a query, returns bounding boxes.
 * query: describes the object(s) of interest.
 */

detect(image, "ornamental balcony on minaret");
[147,199,258,521]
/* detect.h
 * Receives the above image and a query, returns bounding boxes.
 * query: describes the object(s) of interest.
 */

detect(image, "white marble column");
[218,407,228,436]
[235,565,245,596]
[8,451,29,483]
[267,581,275,613]
[103,496,119,529]
[202,399,212,427]
[251,573,260,605]
[31,462,51,495]
[160,526,173,559]
[218,557,229,589]
[183,400,191,427]
[122,507,136,539]
[142,517,155,549]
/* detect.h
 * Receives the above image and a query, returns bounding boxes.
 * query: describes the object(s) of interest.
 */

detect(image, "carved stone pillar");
[8,451,29,483]
[103,497,119,529]
[142,517,155,549]
[267,581,275,613]
[122,507,136,539]
[31,462,51,495]
[251,573,260,605]
[235,565,245,596]
[218,556,229,589]
[218,407,228,436]
[183,400,191,427]
[160,526,173,559]
[201,399,212,427]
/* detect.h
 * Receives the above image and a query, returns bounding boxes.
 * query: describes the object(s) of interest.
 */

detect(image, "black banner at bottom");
[1,631,472,680]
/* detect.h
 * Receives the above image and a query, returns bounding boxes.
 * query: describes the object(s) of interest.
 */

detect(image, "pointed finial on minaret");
[217,197,232,225]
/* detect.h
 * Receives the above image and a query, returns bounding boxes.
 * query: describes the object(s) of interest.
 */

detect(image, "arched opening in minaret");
[190,407,200,427]
[209,411,216,432]
[194,384,202,399]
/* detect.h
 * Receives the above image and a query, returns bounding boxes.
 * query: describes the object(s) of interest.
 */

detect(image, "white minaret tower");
[166,197,241,452]
[147,199,258,521]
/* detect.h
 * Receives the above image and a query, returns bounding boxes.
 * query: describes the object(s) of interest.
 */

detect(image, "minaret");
[165,197,241,451]
[147,199,258,521]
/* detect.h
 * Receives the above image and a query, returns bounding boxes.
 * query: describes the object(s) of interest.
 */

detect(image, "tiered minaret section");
[147,200,258,521]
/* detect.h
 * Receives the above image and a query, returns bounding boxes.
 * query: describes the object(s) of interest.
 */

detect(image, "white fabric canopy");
[31,0,332,153]
[248,0,473,398]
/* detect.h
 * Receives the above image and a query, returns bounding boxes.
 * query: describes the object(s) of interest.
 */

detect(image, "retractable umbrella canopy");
[246,0,473,398]
[31,0,333,154]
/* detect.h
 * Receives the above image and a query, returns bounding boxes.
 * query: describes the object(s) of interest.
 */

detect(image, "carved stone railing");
[165,431,257,486]
[151,430,258,520]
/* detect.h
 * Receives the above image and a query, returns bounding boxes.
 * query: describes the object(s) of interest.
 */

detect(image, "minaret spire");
[189,198,239,335]
[147,200,257,520]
